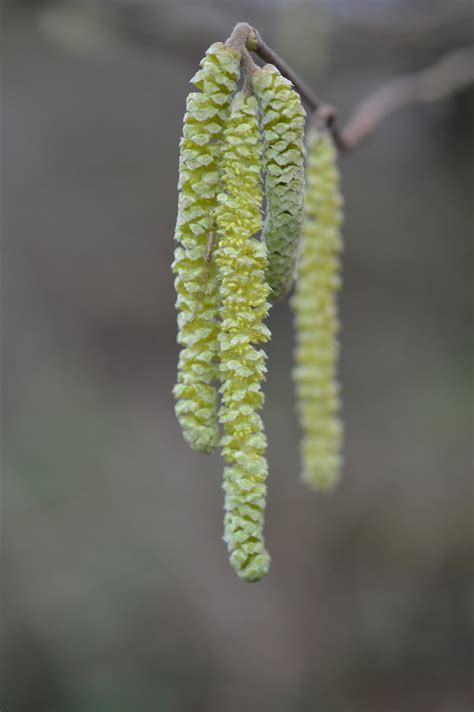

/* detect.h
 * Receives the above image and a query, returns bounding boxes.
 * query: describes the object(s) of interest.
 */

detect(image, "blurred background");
[2,1,473,710]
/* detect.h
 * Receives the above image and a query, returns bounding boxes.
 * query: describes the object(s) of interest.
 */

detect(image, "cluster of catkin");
[173,41,343,583]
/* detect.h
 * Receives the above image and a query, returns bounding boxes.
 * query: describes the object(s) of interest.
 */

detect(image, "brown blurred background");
[2,1,473,711]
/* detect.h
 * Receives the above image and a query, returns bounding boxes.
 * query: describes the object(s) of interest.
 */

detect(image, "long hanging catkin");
[292,125,344,490]
[172,43,241,453]
[252,64,306,301]
[215,92,271,582]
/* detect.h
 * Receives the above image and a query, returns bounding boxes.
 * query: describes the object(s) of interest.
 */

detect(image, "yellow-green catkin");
[291,126,344,490]
[252,64,306,301]
[172,43,241,453]
[215,92,271,582]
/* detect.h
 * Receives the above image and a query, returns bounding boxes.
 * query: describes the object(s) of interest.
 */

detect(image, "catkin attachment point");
[292,126,344,490]
[216,92,271,582]
[252,64,306,301]
[173,42,241,454]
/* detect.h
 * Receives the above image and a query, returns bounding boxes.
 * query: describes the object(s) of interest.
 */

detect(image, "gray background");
[3,1,473,710]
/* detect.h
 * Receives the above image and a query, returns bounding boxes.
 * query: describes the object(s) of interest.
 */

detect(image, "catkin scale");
[215,92,271,582]
[252,64,306,301]
[172,43,241,453]
[291,127,344,490]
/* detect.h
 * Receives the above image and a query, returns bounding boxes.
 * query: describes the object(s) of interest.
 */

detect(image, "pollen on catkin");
[291,126,344,490]
[215,92,271,582]
[252,64,306,301]
[172,42,241,453]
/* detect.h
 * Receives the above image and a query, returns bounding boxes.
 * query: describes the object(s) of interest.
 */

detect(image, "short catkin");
[215,92,271,582]
[291,126,344,490]
[252,64,306,301]
[172,42,241,453]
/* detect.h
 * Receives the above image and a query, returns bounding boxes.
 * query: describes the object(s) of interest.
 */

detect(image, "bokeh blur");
[3,1,473,710]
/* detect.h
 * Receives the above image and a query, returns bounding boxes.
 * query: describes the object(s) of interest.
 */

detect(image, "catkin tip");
[232,550,271,582]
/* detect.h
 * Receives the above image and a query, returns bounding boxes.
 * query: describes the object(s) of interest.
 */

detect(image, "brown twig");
[225,22,258,95]
[335,45,474,150]
[249,28,323,112]
[244,25,474,152]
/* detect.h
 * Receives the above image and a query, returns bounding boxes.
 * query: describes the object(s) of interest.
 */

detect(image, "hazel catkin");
[252,64,306,301]
[291,126,344,490]
[215,92,271,582]
[172,42,241,453]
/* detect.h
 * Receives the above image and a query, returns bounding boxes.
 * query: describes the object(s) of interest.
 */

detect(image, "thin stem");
[250,28,323,111]
[225,22,253,52]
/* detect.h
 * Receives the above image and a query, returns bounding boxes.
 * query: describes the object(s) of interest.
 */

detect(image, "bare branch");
[335,45,474,150]
[240,23,474,153]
